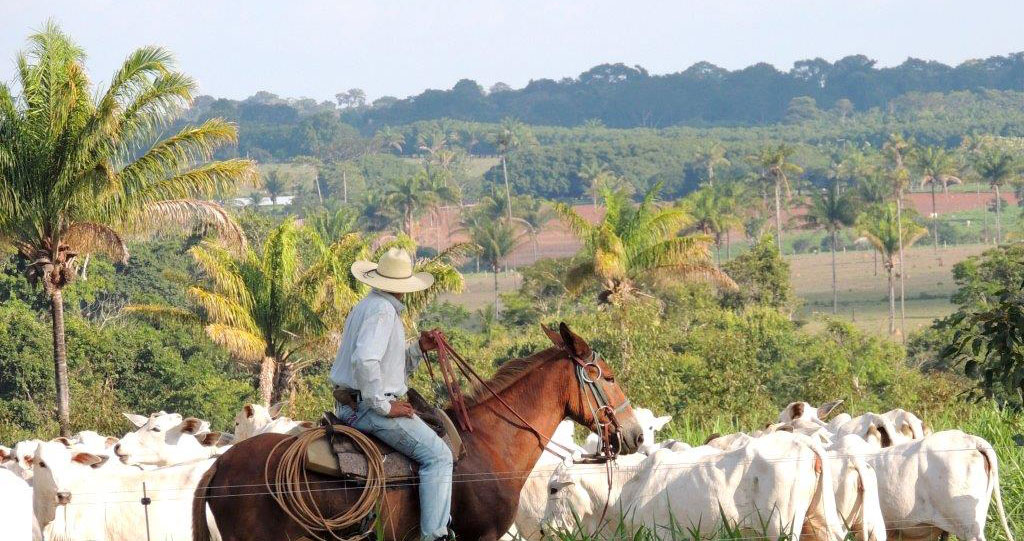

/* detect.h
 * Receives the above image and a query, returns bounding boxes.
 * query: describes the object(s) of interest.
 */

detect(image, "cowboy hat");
[351,248,434,294]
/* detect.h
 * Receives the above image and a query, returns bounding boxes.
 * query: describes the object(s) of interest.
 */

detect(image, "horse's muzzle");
[616,419,645,454]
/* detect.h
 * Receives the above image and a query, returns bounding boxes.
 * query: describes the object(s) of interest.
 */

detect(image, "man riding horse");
[331,247,452,541]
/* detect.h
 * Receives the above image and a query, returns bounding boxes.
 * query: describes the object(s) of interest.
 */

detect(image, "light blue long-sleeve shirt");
[330,290,424,415]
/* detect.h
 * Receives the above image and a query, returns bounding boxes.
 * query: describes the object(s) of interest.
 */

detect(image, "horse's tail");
[193,459,219,541]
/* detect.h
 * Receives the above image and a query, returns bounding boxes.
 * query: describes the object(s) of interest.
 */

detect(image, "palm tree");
[384,171,439,241]
[127,219,356,405]
[580,162,608,209]
[459,218,526,314]
[749,144,804,252]
[972,149,1018,244]
[801,181,860,313]
[682,185,741,264]
[492,117,529,222]
[375,126,406,154]
[883,133,913,336]
[695,141,730,187]
[856,204,927,335]
[0,24,255,435]
[262,170,286,205]
[914,146,963,252]
[515,196,556,262]
[555,183,735,306]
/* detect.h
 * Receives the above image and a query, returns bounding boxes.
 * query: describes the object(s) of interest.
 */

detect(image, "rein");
[422,330,629,462]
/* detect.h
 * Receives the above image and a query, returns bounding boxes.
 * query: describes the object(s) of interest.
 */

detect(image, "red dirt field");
[416,190,1008,266]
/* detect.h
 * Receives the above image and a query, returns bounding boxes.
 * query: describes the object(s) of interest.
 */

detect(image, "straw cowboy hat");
[351,248,434,294]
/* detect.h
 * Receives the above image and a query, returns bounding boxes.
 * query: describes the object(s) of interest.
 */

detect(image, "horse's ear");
[558,322,591,358]
[541,324,564,348]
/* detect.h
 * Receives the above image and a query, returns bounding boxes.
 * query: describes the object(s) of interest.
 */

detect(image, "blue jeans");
[337,402,453,540]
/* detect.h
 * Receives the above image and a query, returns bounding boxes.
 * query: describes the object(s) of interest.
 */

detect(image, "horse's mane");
[463,346,562,407]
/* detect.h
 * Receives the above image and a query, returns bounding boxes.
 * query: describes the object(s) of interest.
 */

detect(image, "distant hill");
[339,54,1024,128]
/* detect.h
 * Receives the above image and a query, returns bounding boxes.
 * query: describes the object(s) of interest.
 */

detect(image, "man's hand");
[418,330,439,354]
[387,401,415,418]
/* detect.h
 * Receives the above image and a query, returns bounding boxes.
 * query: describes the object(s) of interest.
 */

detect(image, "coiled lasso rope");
[265,426,386,540]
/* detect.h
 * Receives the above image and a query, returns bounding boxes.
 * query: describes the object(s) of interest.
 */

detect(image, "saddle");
[305,389,464,481]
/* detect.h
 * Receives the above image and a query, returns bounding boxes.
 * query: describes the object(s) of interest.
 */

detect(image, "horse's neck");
[463,361,572,482]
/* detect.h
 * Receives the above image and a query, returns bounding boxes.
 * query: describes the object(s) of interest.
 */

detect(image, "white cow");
[846,430,1014,541]
[583,408,672,455]
[69,431,118,454]
[880,409,928,440]
[711,430,885,541]
[0,467,35,541]
[833,413,910,448]
[115,412,223,466]
[5,439,43,481]
[510,419,585,540]
[827,435,887,541]
[827,413,853,432]
[609,432,847,541]
[232,403,313,441]
[779,400,844,426]
[541,453,649,535]
[33,440,215,541]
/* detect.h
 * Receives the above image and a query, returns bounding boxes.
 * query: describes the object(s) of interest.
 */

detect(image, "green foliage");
[720,235,796,313]
[556,184,733,305]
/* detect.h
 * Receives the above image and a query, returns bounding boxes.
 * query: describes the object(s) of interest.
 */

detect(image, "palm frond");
[186,287,260,334]
[553,202,595,243]
[137,199,246,251]
[122,304,200,324]
[63,222,128,263]
[204,324,266,364]
[189,243,250,303]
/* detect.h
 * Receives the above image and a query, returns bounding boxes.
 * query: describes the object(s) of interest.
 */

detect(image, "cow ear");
[72,452,104,467]
[0,446,10,461]
[243,404,255,419]
[104,437,119,448]
[541,324,564,348]
[653,415,672,430]
[123,413,149,428]
[298,421,315,429]
[180,417,204,435]
[198,432,224,446]
[816,400,843,419]
[702,432,722,445]
[268,402,286,419]
[558,322,591,358]
[787,402,805,420]
[52,437,72,448]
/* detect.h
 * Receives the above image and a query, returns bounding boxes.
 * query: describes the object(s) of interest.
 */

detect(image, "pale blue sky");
[2,1,1023,102]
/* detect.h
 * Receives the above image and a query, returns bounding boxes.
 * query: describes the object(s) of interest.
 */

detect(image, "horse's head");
[542,322,644,455]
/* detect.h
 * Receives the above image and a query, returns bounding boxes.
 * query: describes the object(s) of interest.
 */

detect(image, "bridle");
[569,350,631,460]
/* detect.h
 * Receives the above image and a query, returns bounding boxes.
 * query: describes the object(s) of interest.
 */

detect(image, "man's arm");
[353,305,397,416]
[406,331,438,372]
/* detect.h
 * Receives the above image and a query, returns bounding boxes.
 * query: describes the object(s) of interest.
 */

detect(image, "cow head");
[541,458,594,535]
[233,403,283,441]
[31,441,106,527]
[114,411,213,466]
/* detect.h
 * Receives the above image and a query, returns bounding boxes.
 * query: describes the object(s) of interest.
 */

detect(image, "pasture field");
[444,243,993,337]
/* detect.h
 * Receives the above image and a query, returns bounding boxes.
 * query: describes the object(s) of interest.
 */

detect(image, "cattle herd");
[511,402,1015,541]
[0,402,1015,541]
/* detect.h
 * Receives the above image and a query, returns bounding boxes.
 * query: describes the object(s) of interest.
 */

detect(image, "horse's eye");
[38,461,46,469]
[605,375,615,382]
[549,487,559,495]
[151,427,161,432]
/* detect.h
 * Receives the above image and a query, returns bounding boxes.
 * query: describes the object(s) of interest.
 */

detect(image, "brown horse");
[193,323,643,541]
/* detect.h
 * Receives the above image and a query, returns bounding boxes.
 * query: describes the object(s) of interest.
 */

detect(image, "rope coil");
[265,425,386,541]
